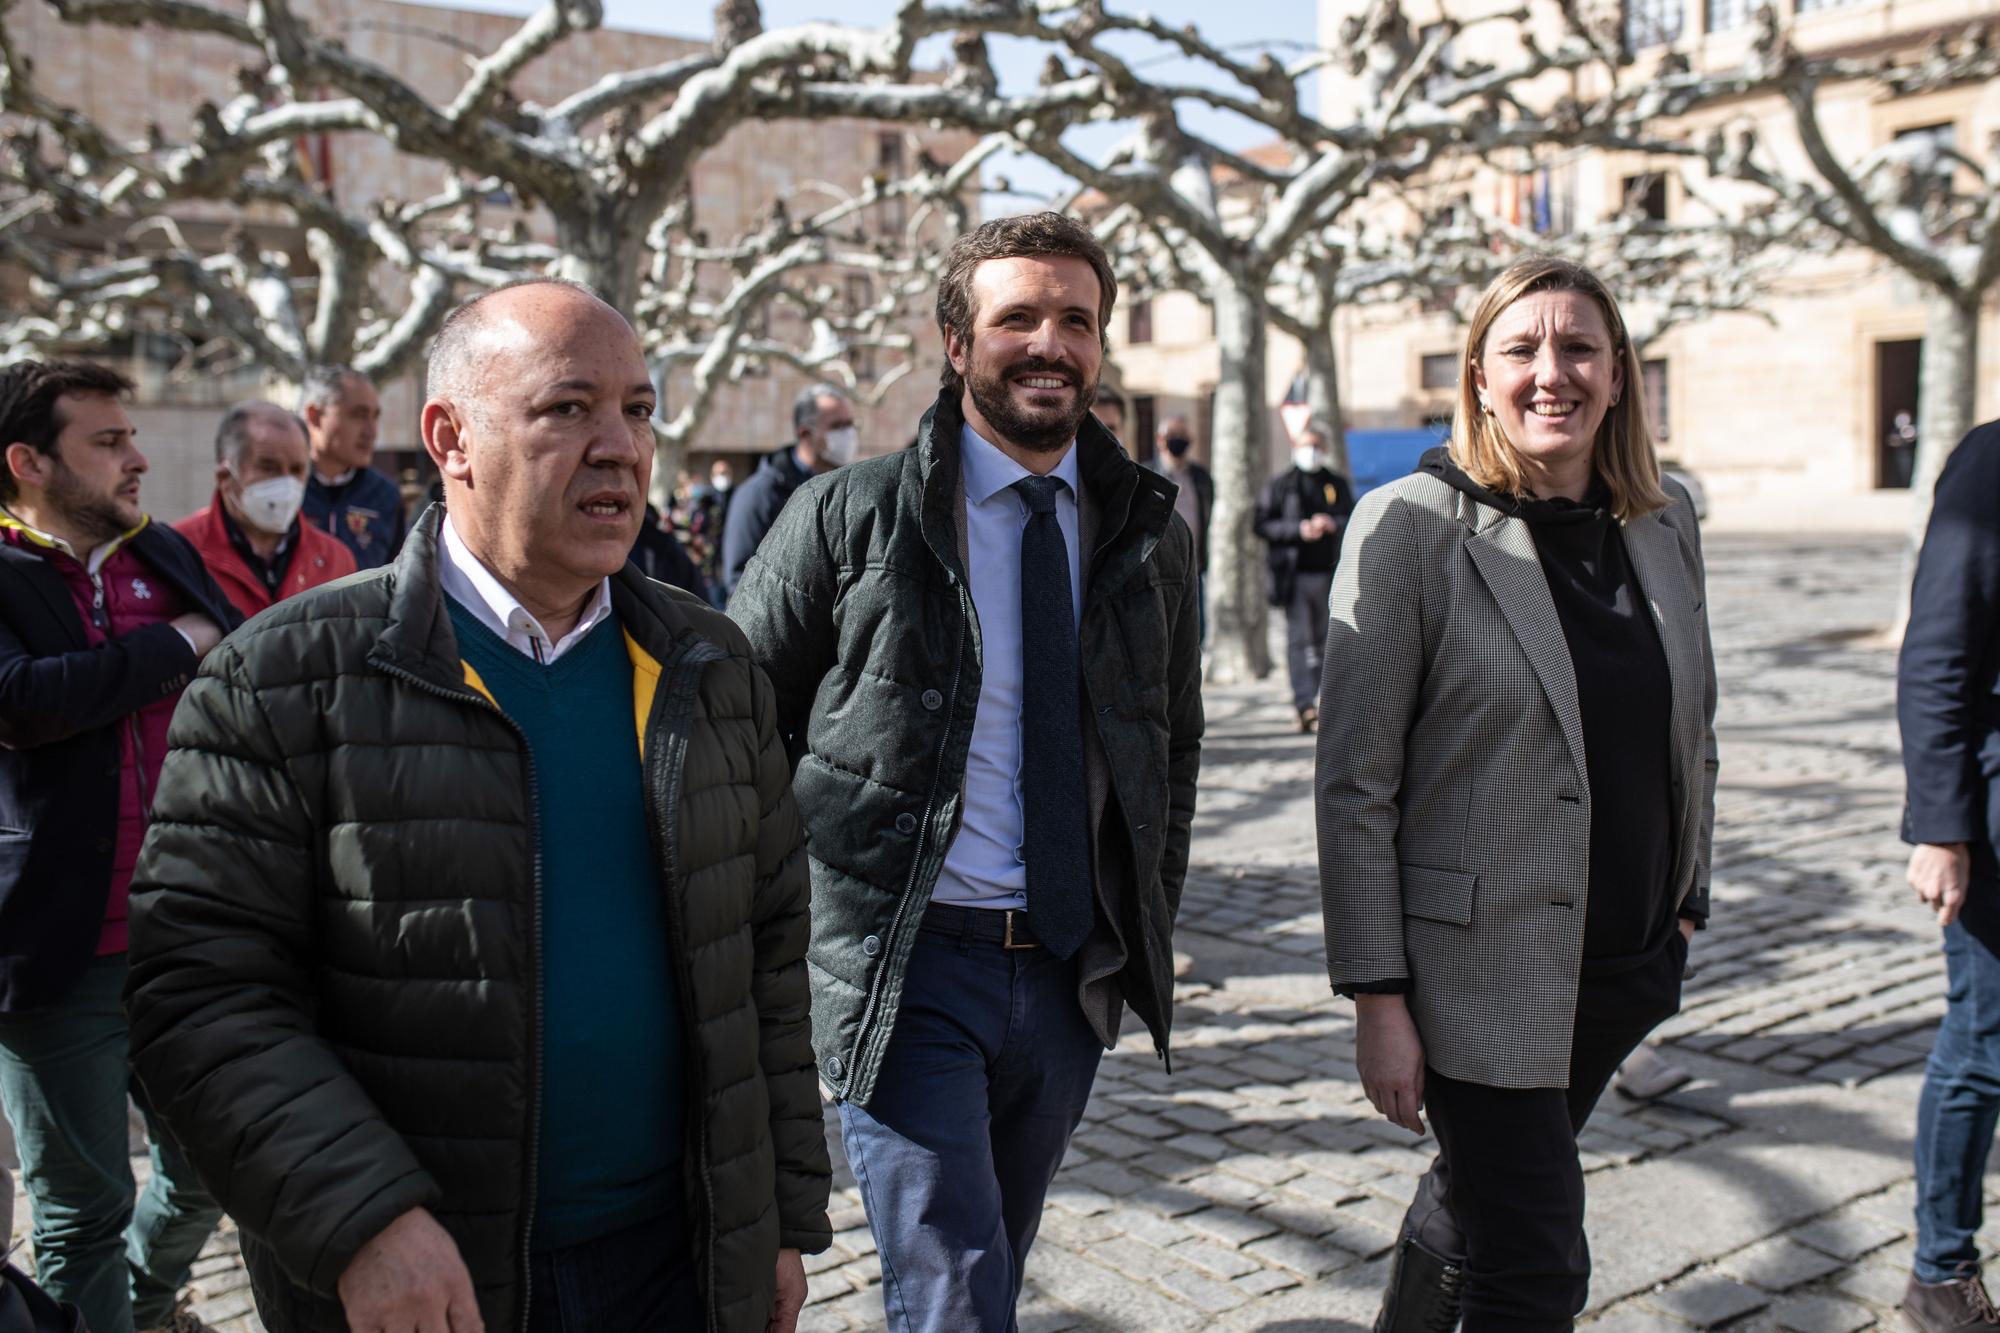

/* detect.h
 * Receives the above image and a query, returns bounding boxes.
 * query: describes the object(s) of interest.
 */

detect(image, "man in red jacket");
[175,402,356,619]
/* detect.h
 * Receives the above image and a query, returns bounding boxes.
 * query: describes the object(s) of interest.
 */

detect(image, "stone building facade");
[9,0,971,524]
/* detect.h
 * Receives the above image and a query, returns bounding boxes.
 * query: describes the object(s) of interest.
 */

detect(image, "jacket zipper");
[375,660,544,1332]
[851,571,970,1090]
[638,637,726,1333]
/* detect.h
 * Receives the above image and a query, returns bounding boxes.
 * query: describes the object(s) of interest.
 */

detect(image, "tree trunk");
[1890,291,1981,639]
[1205,273,1274,684]
[1300,317,1349,476]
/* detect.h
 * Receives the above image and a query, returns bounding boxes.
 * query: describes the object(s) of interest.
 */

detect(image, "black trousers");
[1407,933,1686,1331]
[526,1195,700,1333]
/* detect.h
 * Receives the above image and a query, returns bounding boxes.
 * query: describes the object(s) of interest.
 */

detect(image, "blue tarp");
[1345,426,1448,498]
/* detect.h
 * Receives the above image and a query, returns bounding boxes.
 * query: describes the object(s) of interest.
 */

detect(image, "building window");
[844,273,876,378]
[1620,173,1669,222]
[1642,359,1670,442]
[1705,0,1754,31]
[1132,395,1158,462]
[876,132,908,237]
[1623,0,1683,50]
[1127,298,1153,345]
[1894,121,1958,191]
[1794,0,1860,11]
[1419,352,1459,391]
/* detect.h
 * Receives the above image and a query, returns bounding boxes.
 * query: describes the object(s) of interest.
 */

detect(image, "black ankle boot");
[1373,1233,1465,1333]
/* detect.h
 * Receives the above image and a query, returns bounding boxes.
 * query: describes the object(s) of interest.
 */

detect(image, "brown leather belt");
[921,901,1042,950]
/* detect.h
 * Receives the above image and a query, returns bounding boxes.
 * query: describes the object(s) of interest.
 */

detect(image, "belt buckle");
[1002,910,1036,950]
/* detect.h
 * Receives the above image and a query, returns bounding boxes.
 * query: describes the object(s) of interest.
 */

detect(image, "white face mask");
[821,425,859,467]
[711,474,732,493]
[1292,447,1327,474]
[234,473,307,535]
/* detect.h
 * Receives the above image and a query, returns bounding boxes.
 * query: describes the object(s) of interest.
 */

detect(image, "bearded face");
[949,255,1104,457]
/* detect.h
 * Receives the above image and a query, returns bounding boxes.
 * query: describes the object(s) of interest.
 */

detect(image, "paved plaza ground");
[7,529,1966,1330]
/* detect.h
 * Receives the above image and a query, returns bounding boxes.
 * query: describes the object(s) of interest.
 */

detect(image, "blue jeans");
[526,1196,698,1332]
[1915,918,2000,1282]
[838,905,1105,1333]
[0,956,220,1333]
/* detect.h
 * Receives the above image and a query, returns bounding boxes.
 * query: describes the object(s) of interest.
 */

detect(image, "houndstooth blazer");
[1314,470,1718,1089]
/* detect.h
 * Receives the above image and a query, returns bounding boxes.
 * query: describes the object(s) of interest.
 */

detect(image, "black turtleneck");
[1419,449,1678,977]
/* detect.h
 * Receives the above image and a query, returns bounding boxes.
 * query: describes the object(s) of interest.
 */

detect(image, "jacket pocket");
[1400,863,1477,926]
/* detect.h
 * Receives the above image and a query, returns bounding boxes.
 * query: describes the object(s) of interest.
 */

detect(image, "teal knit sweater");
[447,599,687,1252]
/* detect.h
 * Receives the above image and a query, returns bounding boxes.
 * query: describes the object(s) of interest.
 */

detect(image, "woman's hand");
[1356,993,1427,1136]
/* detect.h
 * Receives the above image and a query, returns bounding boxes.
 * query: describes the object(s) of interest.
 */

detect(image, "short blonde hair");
[1448,255,1668,520]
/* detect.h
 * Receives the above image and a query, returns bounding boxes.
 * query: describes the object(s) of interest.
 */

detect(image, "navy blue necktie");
[1012,475,1094,960]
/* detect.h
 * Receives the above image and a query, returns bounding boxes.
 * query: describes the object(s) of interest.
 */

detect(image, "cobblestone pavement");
[8,531,1965,1330]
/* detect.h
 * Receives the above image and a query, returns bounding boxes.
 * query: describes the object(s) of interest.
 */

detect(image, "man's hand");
[1299,514,1335,541]
[766,1249,806,1333]
[1678,917,1696,946]
[1910,842,1973,927]
[1356,993,1426,1136]
[170,613,224,659]
[337,1207,484,1333]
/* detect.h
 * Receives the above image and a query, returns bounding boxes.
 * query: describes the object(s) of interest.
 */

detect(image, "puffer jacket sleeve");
[728,479,840,758]
[745,657,832,1253]
[125,640,441,1296]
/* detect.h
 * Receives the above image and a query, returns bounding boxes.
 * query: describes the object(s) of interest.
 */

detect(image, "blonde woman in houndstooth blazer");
[1316,255,1718,1332]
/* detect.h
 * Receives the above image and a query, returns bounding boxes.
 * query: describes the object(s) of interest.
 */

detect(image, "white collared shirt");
[438,513,613,664]
[931,423,1084,910]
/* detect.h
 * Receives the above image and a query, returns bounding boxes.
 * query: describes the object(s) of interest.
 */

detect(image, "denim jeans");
[838,904,1105,1333]
[0,956,220,1333]
[1914,918,2000,1283]
[526,1195,699,1333]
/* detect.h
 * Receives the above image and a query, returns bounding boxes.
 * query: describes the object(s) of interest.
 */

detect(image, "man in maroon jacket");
[0,360,239,1333]
[175,401,356,620]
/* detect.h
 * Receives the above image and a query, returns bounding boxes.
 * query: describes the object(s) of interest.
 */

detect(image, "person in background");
[1898,415,2000,1327]
[1089,385,1125,440]
[1255,421,1354,733]
[174,402,357,620]
[630,501,711,601]
[300,364,406,569]
[0,359,237,1333]
[1885,410,1919,490]
[1153,415,1213,644]
[680,459,734,607]
[718,385,855,600]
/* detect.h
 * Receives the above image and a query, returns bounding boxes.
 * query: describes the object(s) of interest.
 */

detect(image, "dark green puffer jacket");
[729,391,1203,1106]
[124,507,830,1333]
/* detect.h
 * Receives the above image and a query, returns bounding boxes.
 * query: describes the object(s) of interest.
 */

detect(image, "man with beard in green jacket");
[731,212,1203,1331]
[125,280,829,1333]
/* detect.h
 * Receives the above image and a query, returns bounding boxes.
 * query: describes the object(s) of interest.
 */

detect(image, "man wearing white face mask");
[176,402,357,620]
[719,384,856,601]
[1255,421,1355,733]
